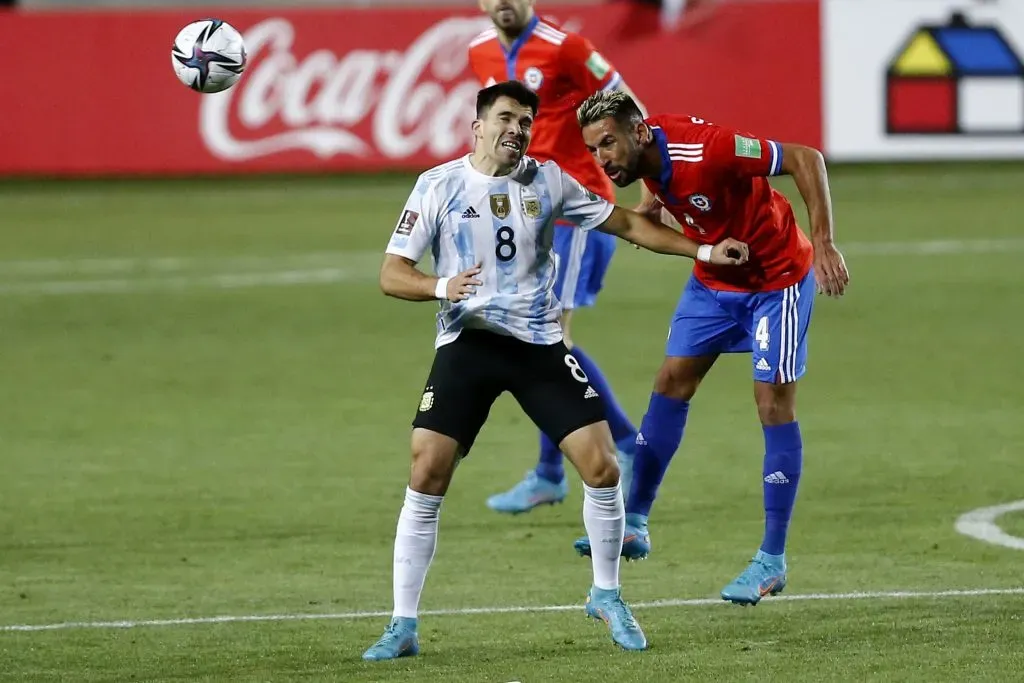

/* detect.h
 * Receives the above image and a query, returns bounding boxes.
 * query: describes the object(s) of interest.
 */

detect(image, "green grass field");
[1,164,1023,681]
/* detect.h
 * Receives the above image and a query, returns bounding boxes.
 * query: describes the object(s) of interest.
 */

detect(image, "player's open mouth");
[607,169,623,181]
[501,140,521,152]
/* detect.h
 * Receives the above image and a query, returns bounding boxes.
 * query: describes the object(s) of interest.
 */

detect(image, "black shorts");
[411,329,607,454]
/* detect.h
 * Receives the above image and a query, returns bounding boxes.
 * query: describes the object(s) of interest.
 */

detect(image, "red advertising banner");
[0,1,819,176]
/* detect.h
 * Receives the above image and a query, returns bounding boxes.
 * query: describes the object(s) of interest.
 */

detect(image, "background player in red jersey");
[469,0,654,514]
[571,90,849,605]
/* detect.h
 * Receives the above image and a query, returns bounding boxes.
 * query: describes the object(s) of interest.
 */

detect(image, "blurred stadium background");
[2,0,1023,681]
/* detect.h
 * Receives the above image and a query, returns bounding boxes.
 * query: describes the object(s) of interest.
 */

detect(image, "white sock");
[583,483,624,590]
[392,487,443,619]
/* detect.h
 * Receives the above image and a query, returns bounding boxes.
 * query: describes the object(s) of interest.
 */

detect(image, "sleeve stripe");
[583,199,615,231]
[768,140,783,176]
[601,72,623,91]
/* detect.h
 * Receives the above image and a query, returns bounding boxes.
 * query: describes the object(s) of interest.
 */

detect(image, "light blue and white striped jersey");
[386,154,614,348]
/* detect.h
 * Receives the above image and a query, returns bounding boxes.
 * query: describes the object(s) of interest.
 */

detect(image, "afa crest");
[419,389,434,412]
[522,197,542,218]
[490,194,511,219]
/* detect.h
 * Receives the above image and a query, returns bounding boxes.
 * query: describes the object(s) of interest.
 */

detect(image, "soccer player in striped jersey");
[362,82,750,660]
[469,0,654,516]
[571,91,850,605]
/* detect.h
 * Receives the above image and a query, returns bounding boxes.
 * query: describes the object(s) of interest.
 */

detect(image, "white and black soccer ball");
[171,19,246,94]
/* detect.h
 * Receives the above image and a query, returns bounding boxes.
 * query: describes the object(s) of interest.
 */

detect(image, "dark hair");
[577,91,645,129]
[476,80,540,118]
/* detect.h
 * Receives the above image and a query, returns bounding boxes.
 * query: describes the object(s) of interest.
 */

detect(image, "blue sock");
[760,421,803,556]
[571,346,637,448]
[535,433,564,484]
[626,393,689,517]
[615,435,637,455]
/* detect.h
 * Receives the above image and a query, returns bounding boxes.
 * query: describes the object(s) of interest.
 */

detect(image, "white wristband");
[434,277,451,300]
[696,244,713,263]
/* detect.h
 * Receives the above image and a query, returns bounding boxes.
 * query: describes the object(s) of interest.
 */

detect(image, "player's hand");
[658,206,681,230]
[710,238,750,266]
[632,199,678,249]
[633,197,665,223]
[813,241,849,297]
[445,264,483,302]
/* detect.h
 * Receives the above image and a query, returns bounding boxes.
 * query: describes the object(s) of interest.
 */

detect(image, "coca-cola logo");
[200,16,490,162]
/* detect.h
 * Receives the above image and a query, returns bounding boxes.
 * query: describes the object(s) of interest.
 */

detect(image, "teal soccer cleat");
[585,586,647,651]
[720,550,788,605]
[486,469,568,514]
[574,513,651,561]
[362,616,419,661]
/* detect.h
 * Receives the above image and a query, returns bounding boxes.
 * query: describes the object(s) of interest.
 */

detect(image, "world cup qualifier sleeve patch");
[585,52,611,79]
[734,135,763,159]
[395,210,419,236]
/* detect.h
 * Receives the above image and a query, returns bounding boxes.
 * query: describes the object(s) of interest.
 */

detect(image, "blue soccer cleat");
[720,550,788,606]
[486,469,568,514]
[362,616,419,661]
[585,586,647,651]
[574,513,651,561]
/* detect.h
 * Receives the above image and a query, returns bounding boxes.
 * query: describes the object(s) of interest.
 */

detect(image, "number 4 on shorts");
[755,316,770,351]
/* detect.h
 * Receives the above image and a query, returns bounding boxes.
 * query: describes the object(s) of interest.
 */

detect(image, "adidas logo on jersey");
[764,471,790,484]
[636,432,647,446]
[461,206,480,219]
[756,358,772,372]
[584,385,599,399]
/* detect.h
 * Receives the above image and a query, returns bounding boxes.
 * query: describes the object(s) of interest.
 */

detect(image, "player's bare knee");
[409,450,456,496]
[755,382,797,426]
[581,449,620,489]
[409,430,460,496]
[560,424,619,488]
[654,360,702,401]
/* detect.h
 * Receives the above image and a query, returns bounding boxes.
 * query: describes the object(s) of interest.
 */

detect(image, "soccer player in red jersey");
[469,0,652,514]
[572,90,850,605]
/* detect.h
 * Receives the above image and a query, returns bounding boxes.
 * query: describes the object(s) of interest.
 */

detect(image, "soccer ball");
[171,19,247,93]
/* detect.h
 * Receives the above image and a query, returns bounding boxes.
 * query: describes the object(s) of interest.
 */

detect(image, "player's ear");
[635,121,649,144]
[471,118,482,138]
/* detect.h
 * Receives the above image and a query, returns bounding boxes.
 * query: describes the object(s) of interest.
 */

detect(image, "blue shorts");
[553,221,617,310]
[666,269,816,384]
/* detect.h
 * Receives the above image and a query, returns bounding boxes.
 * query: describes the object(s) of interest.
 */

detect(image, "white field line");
[0,238,1021,296]
[0,253,347,277]
[1,587,1022,633]
[2,238,1022,275]
[0,269,354,295]
[956,500,1024,551]
[839,238,1024,256]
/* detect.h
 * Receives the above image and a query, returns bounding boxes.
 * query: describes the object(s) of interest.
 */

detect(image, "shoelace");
[607,597,640,630]
[733,559,773,586]
[380,620,407,641]
[503,471,538,497]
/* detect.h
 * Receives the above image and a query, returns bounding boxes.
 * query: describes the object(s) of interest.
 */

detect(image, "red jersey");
[468,16,619,202]
[643,115,813,292]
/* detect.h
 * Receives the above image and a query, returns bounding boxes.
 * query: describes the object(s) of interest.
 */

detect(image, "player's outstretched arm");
[596,206,749,265]
[781,143,850,297]
[380,254,482,303]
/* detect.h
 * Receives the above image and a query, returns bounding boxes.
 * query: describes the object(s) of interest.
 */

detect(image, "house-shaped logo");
[886,12,1024,136]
